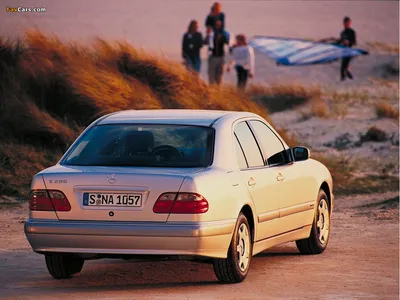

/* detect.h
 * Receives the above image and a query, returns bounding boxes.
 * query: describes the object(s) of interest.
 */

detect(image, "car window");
[234,135,248,169]
[234,122,264,168]
[249,120,286,166]
[62,124,214,168]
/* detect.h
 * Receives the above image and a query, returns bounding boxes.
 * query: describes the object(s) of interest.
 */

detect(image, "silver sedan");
[25,109,333,283]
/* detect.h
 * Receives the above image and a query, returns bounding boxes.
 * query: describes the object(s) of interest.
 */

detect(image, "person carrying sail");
[319,16,357,80]
[338,16,357,80]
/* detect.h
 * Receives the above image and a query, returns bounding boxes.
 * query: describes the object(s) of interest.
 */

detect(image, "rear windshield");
[62,124,214,167]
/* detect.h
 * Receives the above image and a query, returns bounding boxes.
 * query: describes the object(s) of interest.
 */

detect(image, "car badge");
[107,174,117,184]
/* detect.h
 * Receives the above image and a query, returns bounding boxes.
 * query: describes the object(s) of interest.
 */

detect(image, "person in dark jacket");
[182,20,203,73]
[205,2,225,32]
[205,19,230,85]
[339,16,357,80]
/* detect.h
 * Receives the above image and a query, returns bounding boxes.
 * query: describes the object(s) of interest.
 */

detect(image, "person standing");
[339,16,356,80]
[205,2,225,32]
[182,20,203,73]
[205,20,230,85]
[227,34,255,89]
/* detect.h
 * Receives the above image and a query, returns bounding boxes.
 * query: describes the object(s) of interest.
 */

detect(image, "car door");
[248,120,315,232]
[234,121,285,241]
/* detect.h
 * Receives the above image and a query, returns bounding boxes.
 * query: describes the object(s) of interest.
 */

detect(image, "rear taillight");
[171,193,209,213]
[153,192,209,214]
[48,190,71,211]
[29,190,71,212]
[29,190,53,211]
[152,193,177,213]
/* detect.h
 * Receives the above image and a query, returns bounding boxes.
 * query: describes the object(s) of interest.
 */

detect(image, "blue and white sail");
[249,36,369,66]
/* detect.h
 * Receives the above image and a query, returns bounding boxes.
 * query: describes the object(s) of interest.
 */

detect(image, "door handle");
[248,178,257,186]
[276,173,285,182]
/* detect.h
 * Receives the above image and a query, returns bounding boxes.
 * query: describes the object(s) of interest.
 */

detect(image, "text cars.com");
[6,7,46,13]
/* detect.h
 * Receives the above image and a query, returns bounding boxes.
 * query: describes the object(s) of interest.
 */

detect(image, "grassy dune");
[1,31,397,198]
[0,31,284,197]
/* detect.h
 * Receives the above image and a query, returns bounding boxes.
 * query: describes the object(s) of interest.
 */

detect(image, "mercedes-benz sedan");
[25,109,333,283]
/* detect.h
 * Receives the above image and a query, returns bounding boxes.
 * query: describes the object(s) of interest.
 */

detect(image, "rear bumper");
[24,219,235,258]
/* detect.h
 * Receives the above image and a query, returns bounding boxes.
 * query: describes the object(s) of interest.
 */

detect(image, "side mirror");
[291,147,310,162]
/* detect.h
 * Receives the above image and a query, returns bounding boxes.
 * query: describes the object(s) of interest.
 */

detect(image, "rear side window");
[62,124,214,168]
[234,122,264,168]
[249,120,286,166]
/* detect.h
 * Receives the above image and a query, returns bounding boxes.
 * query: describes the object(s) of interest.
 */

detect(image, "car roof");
[98,109,258,127]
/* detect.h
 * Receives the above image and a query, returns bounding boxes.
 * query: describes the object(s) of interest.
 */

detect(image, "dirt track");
[0,192,398,300]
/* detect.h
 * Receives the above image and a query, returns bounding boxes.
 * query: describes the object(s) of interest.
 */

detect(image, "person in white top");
[227,34,255,89]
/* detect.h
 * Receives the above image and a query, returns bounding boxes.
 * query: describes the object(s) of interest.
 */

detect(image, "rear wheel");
[45,254,84,279]
[213,213,252,283]
[296,190,330,254]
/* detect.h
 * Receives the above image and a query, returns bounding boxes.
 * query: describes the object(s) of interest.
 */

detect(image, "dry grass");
[366,41,400,54]
[337,175,399,196]
[375,101,399,119]
[312,153,399,195]
[246,84,321,113]
[1,31,270,124]
[0,142,63,197]
[312,153,354,193]
[323,87,398,118]
[325,87,399,107]
[1,31,395,198]
[329,90,370,104]
[310,99,330,118]
[297,99,331,121]
[0,31,284,197]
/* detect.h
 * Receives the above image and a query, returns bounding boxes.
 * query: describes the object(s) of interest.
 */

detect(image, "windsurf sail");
[249,36,369,66]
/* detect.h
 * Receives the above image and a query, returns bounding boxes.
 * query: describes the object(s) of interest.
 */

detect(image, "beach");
[1,0,399,85]
[0,1,399,299]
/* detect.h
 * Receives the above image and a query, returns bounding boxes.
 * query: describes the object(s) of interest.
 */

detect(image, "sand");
[0,192,398,299]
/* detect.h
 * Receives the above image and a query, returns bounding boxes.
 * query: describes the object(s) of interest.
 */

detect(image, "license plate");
[83,193,142,207]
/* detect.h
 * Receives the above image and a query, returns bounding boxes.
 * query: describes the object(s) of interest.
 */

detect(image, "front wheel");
[45,254,84,279]
[296,189,331,254]
[213,213,252,283]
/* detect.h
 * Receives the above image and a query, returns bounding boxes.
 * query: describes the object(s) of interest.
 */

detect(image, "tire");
[213,213,252,283]
[45,254,84,279]
[296,189,331,254]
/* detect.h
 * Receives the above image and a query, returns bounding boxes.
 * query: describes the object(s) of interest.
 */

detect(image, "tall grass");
[0,31,284,196]
[0,31,270,137]
[7,31,391,199]
[246,84,321,113]
[375,101,399,119]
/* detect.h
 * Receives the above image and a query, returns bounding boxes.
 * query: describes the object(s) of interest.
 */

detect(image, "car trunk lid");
[41,165,201,222]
